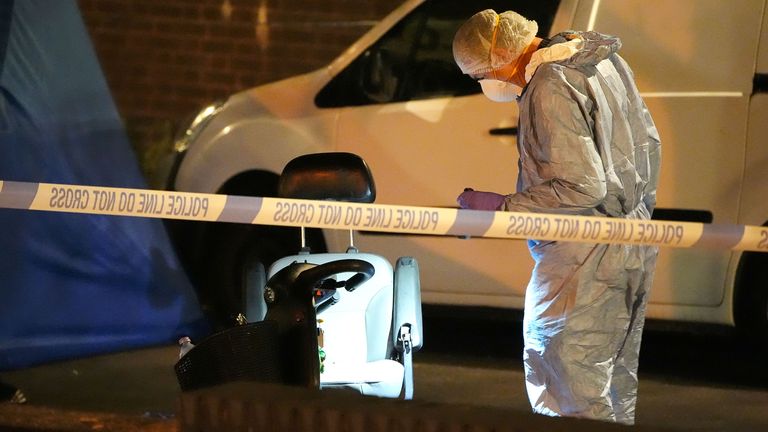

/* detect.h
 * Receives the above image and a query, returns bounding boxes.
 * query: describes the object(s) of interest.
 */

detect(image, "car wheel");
[199,222,299,330]
[734,249,768,348]
[181,171,328,330]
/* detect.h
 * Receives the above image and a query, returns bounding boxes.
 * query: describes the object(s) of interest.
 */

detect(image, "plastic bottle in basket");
[178,336,195,359]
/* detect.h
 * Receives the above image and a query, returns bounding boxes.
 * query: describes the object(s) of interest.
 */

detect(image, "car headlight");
[160,100,226,190]
[173,100,226,154]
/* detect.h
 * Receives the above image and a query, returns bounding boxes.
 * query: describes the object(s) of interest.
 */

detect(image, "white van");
[165,0,768,338]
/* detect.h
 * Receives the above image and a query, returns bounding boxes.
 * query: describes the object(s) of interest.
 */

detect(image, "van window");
[315,0,561,108]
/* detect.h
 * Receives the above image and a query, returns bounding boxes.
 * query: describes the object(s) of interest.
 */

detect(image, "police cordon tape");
[1,180,767,252]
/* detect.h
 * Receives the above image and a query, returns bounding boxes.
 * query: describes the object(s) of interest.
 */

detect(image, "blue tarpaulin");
[0,0,208,370]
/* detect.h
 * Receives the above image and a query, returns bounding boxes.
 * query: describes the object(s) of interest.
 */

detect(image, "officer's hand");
[457,189,505,210]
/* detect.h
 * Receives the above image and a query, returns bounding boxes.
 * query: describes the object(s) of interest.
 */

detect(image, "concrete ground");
[1,312,767,431]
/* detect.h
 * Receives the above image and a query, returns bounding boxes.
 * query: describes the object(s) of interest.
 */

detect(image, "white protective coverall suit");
[455,23,662,423]
[509,31,661,424]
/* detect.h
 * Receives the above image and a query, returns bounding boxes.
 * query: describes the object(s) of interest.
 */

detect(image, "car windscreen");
[316,0,561,108]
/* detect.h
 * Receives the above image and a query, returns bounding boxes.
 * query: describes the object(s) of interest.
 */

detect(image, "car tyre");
[200,222,299,330]
[734,249,768,350]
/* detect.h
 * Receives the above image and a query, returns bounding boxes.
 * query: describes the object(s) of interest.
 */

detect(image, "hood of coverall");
[551,31,622,68]
[517,31,623,99]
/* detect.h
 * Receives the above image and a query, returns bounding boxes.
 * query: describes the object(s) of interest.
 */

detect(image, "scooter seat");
[320,359,404,398]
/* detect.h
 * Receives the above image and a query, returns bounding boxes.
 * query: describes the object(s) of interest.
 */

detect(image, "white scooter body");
[269,251,404,397]
[265,152,423,399]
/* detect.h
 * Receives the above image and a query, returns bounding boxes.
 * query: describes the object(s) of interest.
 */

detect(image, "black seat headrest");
[278,153,376,203]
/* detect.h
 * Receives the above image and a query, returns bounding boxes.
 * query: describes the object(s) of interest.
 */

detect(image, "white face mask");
[479,79,522,102]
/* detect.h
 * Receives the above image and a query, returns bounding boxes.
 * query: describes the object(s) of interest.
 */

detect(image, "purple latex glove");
[457,189,505,210]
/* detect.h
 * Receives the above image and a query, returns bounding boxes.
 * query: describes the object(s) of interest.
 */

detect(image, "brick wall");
[76,0,404,183]
[78,0,401,121]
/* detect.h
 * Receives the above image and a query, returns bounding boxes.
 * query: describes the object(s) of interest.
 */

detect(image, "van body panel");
[175,72,336,193]
[751,0,768,73]
[595,0,763,95]
[742,93,768,226]
[547,0,582,35]
[334,95,531,300]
